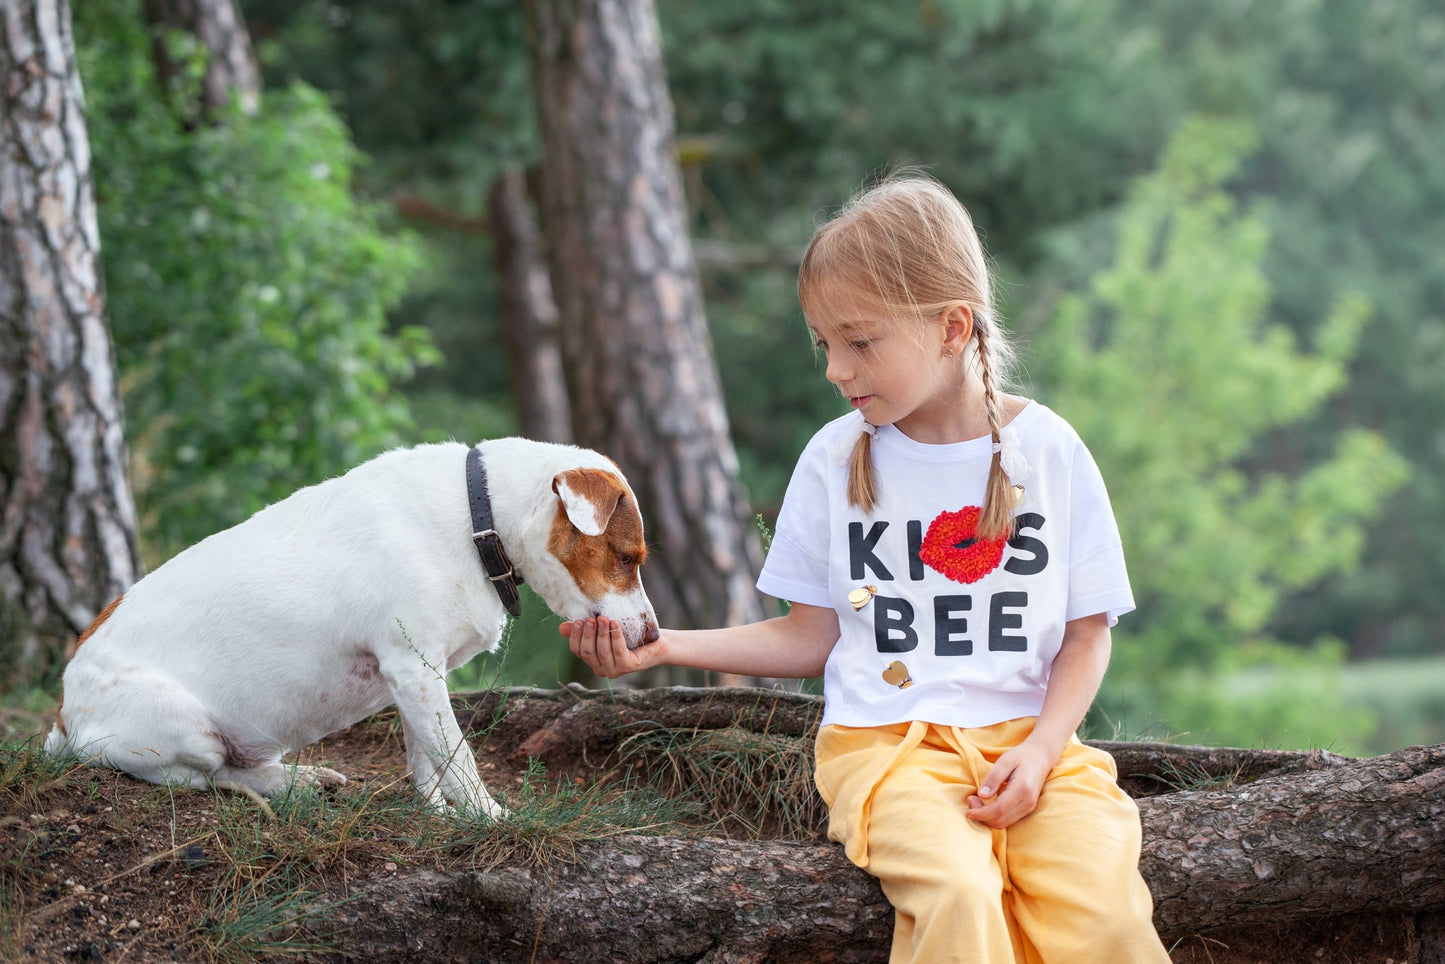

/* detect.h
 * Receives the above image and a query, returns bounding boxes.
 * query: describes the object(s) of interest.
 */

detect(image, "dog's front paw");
[427,797,506,824]
[295,765,347,788]
[458,795,506,823]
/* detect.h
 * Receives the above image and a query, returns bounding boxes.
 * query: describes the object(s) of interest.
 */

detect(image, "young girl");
[563,174,1171,963]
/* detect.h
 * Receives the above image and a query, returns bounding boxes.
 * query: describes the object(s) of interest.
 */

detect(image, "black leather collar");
[466,446,523,618]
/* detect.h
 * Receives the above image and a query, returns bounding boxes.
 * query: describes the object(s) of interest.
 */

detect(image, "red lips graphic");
[919,506,1008,584]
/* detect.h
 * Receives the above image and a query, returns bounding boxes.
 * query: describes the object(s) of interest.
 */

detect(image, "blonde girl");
[565,173,1171,963]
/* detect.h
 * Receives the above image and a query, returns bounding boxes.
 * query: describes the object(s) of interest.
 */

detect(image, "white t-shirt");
[757,403,1134,729]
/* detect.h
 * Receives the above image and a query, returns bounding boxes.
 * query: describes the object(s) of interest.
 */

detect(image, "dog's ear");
[552,469,626,537]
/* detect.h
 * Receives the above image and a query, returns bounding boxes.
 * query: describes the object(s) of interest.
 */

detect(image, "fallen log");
[450,685,1355,797]
[319,687,1445,962]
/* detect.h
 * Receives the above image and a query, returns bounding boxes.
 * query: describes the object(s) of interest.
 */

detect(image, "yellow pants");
[814,718,1171,964]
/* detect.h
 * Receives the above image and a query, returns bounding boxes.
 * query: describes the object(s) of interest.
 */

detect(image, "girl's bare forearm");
[659,604,838,679]
[1029,613,1112,760]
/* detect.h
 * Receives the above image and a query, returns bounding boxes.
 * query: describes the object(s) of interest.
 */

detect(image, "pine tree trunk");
[142,0,260,117]
[489,168,573,445]
[526,0,767,638]
[0,0,142,684]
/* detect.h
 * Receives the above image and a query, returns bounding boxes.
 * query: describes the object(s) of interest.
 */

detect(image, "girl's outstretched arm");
[562,602,840,681]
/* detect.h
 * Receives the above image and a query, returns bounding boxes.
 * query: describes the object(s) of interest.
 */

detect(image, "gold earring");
[944,348,955,357]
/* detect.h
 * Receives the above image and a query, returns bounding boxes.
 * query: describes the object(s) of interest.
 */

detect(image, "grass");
[470,756,703,871]
[191,875,340,964]
[619,724,825,841]
[1338,655,1445,751]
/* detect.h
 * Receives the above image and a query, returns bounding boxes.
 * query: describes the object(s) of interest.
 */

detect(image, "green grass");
[1337,655,1445,752]
[619,725,825,841]
[470,757,703,870]
[1112,653,1445,756]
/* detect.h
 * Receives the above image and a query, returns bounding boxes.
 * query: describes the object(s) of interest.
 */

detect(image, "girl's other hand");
[964,741,1053,829]
[561,617,663,679]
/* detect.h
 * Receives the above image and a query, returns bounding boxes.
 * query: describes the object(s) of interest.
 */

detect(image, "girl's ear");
[941,303,974,356]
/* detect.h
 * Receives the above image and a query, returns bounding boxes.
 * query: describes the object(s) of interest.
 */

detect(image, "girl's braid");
[847,429,879,512]
[974,320,1016,542]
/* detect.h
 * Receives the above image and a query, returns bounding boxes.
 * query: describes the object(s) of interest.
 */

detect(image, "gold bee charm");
[881,660,914,689]
[848,585,878,611]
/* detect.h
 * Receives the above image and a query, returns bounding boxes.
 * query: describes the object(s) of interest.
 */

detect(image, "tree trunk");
[489,167,573,445]
[142,0,260,118]
[525,0,767,643]
[0,0,143,684]
[319,687,1445,963]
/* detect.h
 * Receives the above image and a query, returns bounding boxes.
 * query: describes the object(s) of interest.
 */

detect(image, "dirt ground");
[3,711,526,963]
[3,704,1439,963]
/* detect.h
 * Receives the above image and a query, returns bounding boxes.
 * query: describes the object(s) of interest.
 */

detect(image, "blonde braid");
[847,428,879,512]
[974,321,1016,542]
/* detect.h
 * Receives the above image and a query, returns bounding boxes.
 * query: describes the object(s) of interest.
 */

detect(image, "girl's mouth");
[849,395,873,409]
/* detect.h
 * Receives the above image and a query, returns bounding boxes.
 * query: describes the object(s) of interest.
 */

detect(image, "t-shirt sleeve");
[1065,440,1135,626]
[756,442,833,609]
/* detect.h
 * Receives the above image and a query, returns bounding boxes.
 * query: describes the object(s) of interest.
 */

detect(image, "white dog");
[46,439,658,819]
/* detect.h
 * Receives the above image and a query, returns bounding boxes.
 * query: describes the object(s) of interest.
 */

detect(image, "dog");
[45,438,659,819]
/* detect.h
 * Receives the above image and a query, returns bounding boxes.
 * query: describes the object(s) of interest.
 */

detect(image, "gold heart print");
[848,585,879,611]
[1012,484,1026,506]
[881,660,914,689]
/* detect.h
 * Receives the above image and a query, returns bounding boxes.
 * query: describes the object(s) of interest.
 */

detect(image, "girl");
[563,173,1171,963]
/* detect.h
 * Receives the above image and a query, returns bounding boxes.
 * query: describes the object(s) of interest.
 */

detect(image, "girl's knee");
[886,866,1002,921]
[1086,919,1172,963]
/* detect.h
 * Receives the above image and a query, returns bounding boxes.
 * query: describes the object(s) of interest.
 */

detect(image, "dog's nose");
[642,619,660,644]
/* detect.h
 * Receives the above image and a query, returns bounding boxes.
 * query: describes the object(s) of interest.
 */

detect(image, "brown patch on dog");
[74,594,125,654]
[56,594,126,738]
[548,469,647,599]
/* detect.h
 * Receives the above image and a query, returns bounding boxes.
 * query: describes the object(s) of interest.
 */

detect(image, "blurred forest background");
[5,0,1443,757]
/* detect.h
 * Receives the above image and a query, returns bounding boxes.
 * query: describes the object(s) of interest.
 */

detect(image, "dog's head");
[529,466,659,649]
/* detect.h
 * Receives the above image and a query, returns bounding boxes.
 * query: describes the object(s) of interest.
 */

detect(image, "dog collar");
[465,447,524,618]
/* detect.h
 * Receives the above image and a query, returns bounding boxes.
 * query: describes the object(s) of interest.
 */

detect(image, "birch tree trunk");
[489,168,573,445]
[0,0,142,683]
[526,0,767,639]
[142,0,260,118]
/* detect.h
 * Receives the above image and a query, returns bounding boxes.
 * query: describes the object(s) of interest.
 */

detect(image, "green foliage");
[242,0,533,430]
[662,0,1178,257]
[206,1,1440,750]
[1030,117,1408,738]
[76,0,434,558]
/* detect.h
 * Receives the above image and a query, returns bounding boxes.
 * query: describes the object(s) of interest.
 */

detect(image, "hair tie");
[993,424,1031,486]
[860,421,877,438]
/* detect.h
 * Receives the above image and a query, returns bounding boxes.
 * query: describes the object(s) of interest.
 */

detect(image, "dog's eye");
[615,552,638,569]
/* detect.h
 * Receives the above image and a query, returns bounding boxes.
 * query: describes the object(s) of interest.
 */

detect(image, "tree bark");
[0,0,142,684]
[321,688,1445,962]
[489,167,573,445]
[142,0,260,118]
[525,0,767,641]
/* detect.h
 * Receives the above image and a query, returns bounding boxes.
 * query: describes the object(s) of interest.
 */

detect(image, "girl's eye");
[850,339,872,351]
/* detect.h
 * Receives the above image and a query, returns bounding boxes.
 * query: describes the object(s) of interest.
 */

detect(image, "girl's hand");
[964,740,1055,829]
[561,617,665,679]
